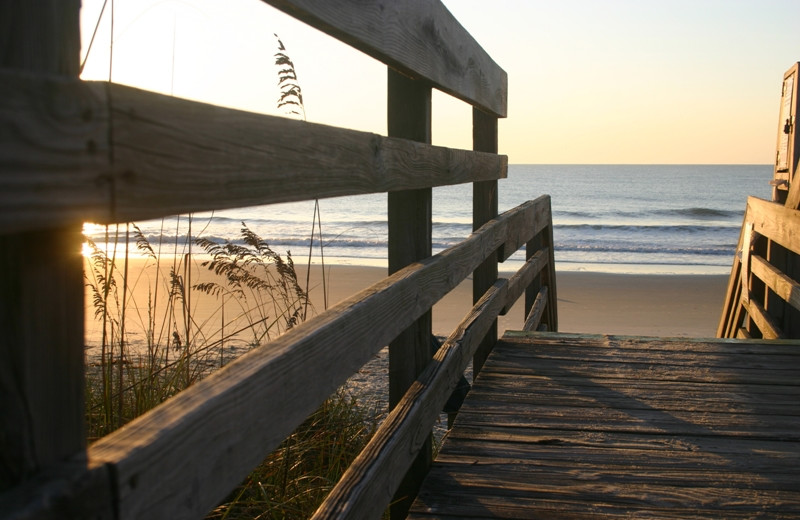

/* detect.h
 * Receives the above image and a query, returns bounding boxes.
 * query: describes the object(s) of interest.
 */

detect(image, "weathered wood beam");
[750,254,800,313]
[742,298,783,339]
[472,107,499,377]
[78,199,548,519]
[261,0,507,117]
[0,0,86,503]
[501,247,548,315]
[0,73,507,234]
[717,208,748,338]
[386,69,433,519]
[747,196,800,254]
[522,286,549,332]
[312,279,508,520]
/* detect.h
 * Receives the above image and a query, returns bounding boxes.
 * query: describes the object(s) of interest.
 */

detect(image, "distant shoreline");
[84,259,729,354]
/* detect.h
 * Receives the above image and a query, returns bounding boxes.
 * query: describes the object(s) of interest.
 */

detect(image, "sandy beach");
[303,265,728,339]
[85,258,729,347]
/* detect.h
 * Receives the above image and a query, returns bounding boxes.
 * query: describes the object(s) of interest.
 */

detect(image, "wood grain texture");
[313,280,508,520]
[499,195,551,262]
[748,196,800,254]
[0,75,507,234]
[750,253,800,312]
[472,108,499,378]
[718,210,747,338]
[500,247,548,315]
[522,286,548,331]
[410,332,800,519]
[742,298,784,339]
[261,0,507,117]
[77,199,544,519]
[0,1,87,506]
[386,69,433,519]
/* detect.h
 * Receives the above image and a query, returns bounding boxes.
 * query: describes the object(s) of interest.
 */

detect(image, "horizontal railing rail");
[0,71,506,234]
[719,196,800,339]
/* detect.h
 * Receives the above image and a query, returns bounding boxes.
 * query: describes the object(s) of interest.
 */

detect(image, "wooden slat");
[501,247,548,315]
[522,286,548,331]
[61,198,546,519]
[261,0,507,117]
[742,298,784,339]
[748,196,800,254]
[312,279,507,520]
[750,253,800,312]
[0,73,507,234]
[498,197,551,262]
[410,332,800,519]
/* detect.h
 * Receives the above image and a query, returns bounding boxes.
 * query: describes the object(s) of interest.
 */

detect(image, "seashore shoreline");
[306,264,729,339]
[85,258,729,347]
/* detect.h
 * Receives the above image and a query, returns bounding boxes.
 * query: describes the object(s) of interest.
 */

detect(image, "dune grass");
[83,218,381,518]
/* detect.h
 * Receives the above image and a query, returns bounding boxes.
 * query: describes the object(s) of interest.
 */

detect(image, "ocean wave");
[556,207,742,221]
[650,207,741,219]
[556,223,739,233]
[554,243,734,256]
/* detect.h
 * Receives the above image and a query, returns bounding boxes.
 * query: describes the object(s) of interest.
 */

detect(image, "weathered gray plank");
[742,297,784,339]
[748,196,800,255]
[498,196,551,262]
[500,247,548,315]
[443,425,800,458]
[522,286,548,331]
[261,0,507,117]
[312,280,507,520]
[472,107,499,377]
[386,68,433,519]
[411,332,800,519]
[502,331,800,353]
[82,199,543,519]
[751,253,800,312]
[0,73,507,234]
[0,4,88,517]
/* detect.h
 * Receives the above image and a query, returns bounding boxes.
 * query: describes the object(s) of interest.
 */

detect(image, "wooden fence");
[719,62,800,340]
[718,196,800,338]
[0,1,557,518]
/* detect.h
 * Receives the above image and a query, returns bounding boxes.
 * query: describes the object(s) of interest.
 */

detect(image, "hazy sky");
[79,0,799,164]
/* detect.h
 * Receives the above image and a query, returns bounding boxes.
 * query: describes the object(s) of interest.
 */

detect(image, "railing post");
[0,0,86,492]
[472,108,498,376]
[387,68,432,518]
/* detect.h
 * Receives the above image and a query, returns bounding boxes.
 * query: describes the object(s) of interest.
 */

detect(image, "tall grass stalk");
[84,220,312,439]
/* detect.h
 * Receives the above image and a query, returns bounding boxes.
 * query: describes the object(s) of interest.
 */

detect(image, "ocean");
[83,165,773,275]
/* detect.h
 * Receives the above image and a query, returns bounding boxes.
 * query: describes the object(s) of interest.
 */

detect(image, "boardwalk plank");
[410,332,800,519]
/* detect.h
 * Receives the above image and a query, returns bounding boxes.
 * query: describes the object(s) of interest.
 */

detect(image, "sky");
[79,0,800,165]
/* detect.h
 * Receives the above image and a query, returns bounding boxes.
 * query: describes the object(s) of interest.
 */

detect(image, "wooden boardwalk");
[409,331,800,519]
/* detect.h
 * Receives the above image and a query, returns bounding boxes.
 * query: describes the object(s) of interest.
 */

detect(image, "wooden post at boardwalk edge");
[0,0,87,492]
[387,69,433,519]
[472,108,499,376]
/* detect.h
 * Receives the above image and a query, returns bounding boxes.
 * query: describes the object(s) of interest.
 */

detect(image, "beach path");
[410,331,800,519]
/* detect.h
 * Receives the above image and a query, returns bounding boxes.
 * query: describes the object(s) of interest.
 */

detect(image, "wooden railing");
[718,196,800,338]
[0,1,557,518]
